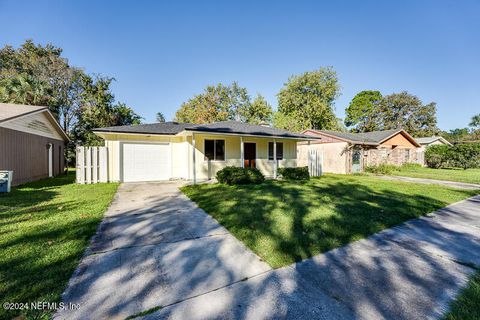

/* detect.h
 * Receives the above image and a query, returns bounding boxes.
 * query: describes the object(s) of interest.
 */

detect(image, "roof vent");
[259,121,270,127]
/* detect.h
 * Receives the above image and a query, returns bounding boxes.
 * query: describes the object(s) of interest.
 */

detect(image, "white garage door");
[122,143,171,182]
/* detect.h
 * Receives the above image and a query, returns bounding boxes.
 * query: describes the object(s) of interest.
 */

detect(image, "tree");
[242,94,272,124]
[470,114,480,130]
[376,92,438,137]
[276,67,340,132]
[344,90,382,132]
[156,112,166,123]
[174,82,268,124]
[272,111,304,132]
[0,40,140,149]
[73,76,141,146]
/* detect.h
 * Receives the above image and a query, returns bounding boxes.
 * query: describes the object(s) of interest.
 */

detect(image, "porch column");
[273,139,277,179]
[240,136,244,168]
[192,133,196,184]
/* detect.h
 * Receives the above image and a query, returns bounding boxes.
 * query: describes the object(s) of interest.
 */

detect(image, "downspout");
[240,136,244,168]
[273,139,277,179]
[192,133,196,185]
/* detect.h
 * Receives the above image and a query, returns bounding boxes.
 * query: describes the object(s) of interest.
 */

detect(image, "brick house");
[297,129,420,174]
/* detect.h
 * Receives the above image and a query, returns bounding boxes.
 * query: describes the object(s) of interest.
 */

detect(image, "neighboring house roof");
[94,121,318,140]
[0,102,69,141]
[0,103,47,123]
[304,128,420,147]
[415,136,452,146]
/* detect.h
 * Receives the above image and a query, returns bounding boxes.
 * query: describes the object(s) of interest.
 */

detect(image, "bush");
[245,167,265,184]
[278,167,310,180]
[425,143,480,169]
[425,145,449,169]
[364,164,399,175]
[216,166,265,185]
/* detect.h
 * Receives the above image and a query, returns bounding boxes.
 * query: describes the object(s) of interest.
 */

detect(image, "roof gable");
[0,103,69,141]
[0,102,47,123]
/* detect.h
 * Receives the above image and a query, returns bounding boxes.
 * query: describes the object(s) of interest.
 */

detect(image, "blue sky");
[0,0,478,130]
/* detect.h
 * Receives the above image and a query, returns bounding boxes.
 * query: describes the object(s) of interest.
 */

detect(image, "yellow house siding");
[189,133,297,180]
[98,131,299,182]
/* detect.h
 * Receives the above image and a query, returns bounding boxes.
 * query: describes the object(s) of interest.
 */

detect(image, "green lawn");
[182,174,479,268]
[445,269,480,320]
[0,173,118,320]
[392,166,480,185]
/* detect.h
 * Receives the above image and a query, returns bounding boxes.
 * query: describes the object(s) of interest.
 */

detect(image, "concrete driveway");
[55,182,271,320]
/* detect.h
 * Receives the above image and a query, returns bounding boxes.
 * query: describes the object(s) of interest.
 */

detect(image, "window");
[204,139,225,161]
[380,148,387,158]
[268,142,283,160]
[404,149,410,162]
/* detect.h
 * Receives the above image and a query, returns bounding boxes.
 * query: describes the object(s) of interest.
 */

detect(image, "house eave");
[183,129,319,140]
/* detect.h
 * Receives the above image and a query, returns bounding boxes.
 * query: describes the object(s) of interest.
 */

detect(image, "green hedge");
[425,143,480,169]
[278,167,310,180]
[216,166,265,185]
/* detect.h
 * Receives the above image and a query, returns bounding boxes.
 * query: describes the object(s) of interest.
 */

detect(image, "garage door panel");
[122,143,171,182]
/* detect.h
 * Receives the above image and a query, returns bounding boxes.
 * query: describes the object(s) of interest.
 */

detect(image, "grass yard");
[182,174,479,268]
[392,166,480,185]
[0,173,118,320]
[445,269,480,320]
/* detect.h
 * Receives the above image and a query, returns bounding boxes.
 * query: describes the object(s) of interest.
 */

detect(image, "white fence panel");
[308,149,323,177]
[76,147,85,184]
[76,146,109,184]
[99,147,108,182]
[85,147,92,183]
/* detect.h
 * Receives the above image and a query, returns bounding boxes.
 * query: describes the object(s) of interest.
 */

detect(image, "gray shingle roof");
[319,129,401,144]
[185,121,312,139]
[93,122,194,135]
[415,136,451,145]
[94,121,315,139]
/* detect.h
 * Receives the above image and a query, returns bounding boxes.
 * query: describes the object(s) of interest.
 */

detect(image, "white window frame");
[268,141,284,160]
[204,139,226,162]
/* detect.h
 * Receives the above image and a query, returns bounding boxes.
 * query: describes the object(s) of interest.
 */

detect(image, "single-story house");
[415,136,451,151]
[414,136,451,166]
[297,129,420,174]
[0,103,69,186]
[93,121,316,183]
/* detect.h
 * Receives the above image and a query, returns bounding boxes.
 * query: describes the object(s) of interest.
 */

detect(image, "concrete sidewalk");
[379,175,480,190]
[144,195,480,320]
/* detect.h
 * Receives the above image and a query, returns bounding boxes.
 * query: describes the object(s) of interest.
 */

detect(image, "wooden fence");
[76,146,108,184]
[308,149,323,177]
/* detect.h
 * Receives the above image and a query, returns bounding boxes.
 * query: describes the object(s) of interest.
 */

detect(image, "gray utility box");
[0,171,13,193]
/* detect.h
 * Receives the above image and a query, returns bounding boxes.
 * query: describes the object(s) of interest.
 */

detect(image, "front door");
[352,148,362,173]
[244,143,256,168]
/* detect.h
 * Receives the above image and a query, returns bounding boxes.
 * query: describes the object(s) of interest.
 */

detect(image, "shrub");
[216,166,265,185]
[425,145,449,168]
[425,143,480,169]
[278,167,310,180]
[245,167,265,184]
[364,163,399,175]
